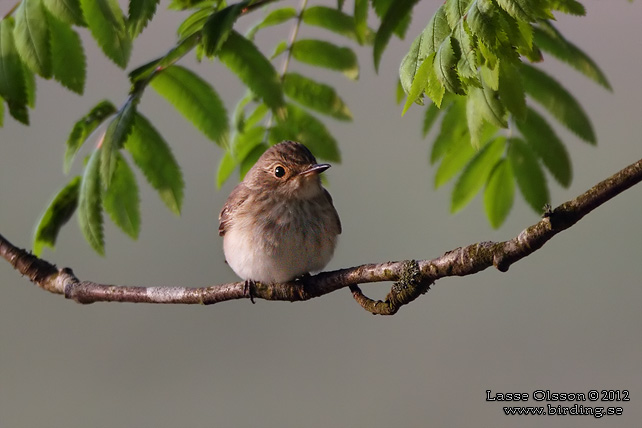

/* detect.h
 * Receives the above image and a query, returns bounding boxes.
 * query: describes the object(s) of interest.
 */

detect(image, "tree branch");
[2,158,641,314]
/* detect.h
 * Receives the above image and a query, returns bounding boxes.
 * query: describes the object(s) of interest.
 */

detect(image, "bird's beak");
[299,163,331,176]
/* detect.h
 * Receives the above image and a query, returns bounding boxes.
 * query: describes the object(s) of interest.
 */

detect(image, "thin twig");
[1,158,641,314]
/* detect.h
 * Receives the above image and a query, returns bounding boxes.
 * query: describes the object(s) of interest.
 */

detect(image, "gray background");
[1,1,640,427]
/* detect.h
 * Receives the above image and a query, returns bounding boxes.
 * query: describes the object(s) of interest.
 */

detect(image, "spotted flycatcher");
[219,141,341,284]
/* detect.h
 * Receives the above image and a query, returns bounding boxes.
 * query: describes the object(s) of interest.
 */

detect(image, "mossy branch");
[2,158,641,314]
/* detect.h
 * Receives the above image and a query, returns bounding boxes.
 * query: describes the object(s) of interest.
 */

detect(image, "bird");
[219,141,341,285]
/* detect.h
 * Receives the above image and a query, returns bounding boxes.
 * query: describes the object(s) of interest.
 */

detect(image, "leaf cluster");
[0,0,160,125]
[399,0,610,227]
[0,0,616,253]
[29,0,414,254]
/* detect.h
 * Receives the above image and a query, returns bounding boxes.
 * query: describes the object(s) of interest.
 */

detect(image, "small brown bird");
[219,141,341,284]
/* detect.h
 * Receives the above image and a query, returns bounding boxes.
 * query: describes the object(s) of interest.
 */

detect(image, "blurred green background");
[1,1,640,427]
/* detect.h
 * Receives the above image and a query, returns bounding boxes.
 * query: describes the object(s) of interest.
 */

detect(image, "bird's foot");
[244,279,256,304]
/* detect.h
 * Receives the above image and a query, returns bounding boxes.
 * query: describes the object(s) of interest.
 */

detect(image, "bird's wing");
[324,188,342,235]
[218,184,248,236]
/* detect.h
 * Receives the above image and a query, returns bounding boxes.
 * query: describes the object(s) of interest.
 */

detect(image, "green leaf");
[14,0,52,77]
[80,0,132,68]
[240,143,268,179]
[467,0,499,48]
[372,0,412,38]
[516,107,571,187]
[453,21,477,81]
[33,176,81,255]
[247,7,297,40]
[218,31,285,115]
[424,58,446,107]
[216,149,236,188]
[65,100,117,172]
[469,80,507,129]
[507,137,549,213]
[434,130,475,188]
[291,39,359,80]
[399,5,449,95]
[127,0,159,38]
[374,0,420,72]
[168,0,209,10]
[0,96,4,127]
[270,40,288,59]
[402,53,433,114]
[47,10,86,94]
[434,36,464,95]
[445,0,472,28]
[232,93,251,132]
[0,19,29,116]
[283,72,352,121]
[422,101,442,137]
[466,91,485,149]
[354,0,369,44]
[484,158,514,228]
[7,100,29,125]
[103,153,140,238]
[125,113,184,215]
[101,99,136,186]
[521,64,595,143]
[151,65,228,144]
[202,2,245,57]
[43,0,85,26]
[303,6,373,44]
[232,125,266,161]
[270,104,340,162]
[245,104,269,129]
[451,136,505,213]
[23,61,36,107]
[479,62,499,91]
[234,96,268,133]
[533,22,610,90]
[498,60,525,119]
[430,98,466,164]
[177,7,211,39]
[78,149,104,255]
[495,0,539,21]
[550,0,585,16]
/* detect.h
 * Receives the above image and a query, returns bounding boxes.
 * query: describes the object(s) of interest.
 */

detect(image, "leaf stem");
[263,0,309,139]
[280,0,309,77]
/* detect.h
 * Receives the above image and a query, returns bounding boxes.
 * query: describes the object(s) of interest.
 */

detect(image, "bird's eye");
[274,166,286,178]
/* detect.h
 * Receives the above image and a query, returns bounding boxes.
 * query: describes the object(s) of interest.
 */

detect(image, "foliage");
[0,0,614,254]
[400,0,610,227]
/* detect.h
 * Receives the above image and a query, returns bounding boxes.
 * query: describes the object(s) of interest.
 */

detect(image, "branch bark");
[2,158,641,314]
